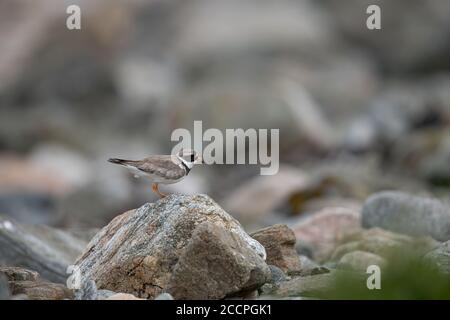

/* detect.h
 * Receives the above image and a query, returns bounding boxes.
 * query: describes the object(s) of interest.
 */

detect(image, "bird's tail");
[108,158,134,165]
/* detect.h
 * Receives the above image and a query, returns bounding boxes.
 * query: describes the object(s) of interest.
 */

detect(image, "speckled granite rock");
[75,194,268,299]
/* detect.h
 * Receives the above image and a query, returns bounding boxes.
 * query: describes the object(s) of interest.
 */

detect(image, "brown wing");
[134,155,186,180]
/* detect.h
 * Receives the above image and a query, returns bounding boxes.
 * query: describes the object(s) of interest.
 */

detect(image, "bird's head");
[177,149,203,168]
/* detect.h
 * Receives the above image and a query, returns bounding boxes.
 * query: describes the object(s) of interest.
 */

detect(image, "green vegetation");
[324,250,450,300]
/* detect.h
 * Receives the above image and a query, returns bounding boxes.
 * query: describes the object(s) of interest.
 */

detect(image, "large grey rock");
[362,191,450,241]
[75,194,268,299]
[0,216,88,283]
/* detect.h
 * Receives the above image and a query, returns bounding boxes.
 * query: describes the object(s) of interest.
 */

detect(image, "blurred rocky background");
[1,0,450,300]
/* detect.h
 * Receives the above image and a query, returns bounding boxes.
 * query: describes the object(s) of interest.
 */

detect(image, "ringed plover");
[108,149,202,198]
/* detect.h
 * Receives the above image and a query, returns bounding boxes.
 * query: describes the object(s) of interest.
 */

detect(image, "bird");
[108,149,202,198]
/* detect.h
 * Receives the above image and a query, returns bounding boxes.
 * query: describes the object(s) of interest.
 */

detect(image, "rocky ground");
[1,0,450,300]
[1,191,450,300]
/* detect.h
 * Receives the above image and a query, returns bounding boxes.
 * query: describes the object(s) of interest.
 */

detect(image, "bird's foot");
[152,183,167,198]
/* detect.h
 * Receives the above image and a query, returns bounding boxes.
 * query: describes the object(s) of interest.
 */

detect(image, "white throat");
[178,156,194,169]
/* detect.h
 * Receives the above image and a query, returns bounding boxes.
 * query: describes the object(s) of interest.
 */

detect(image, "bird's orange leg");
[152,183,167,198]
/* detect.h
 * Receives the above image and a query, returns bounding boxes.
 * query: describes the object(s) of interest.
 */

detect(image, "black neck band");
[181,161,191,175]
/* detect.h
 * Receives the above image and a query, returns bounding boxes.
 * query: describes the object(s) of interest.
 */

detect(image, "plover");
[108,149,202,198]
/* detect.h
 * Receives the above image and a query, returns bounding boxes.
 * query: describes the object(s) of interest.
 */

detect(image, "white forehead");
[180,149,196,156]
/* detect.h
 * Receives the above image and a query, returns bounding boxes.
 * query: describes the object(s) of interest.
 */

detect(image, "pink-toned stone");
[0,156,72,195]
[292,207,362,262]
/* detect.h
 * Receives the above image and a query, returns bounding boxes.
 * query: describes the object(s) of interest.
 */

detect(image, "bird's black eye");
[190,154,195,162]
